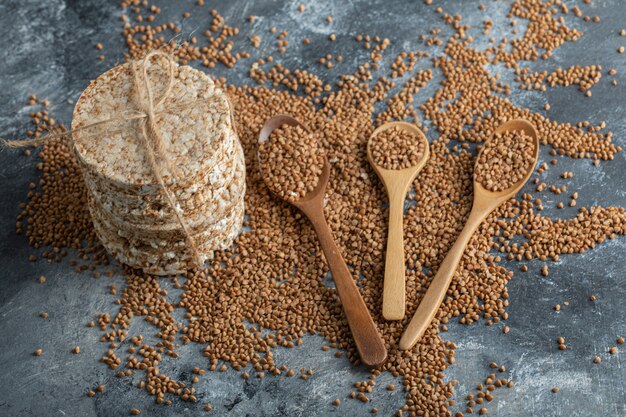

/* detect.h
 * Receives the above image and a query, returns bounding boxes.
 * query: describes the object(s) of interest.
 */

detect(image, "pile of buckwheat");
[16,1,626,416]
[258,124,325,202]
[369,126,426,170]
[474,130,536,192]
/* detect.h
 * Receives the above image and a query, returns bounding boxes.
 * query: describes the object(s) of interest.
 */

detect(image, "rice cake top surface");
[72,56,231,186]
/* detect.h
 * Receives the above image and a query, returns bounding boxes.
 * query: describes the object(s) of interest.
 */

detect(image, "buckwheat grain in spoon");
[400,119,539,350]
[258,115,387,367]
[367,122,430,321]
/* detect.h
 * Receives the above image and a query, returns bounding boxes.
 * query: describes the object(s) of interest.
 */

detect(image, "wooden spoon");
[399,119,539,351]
[259,115,388,367]
[367,122,430,321]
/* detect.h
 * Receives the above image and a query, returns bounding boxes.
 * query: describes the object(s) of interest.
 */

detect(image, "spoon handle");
[399,206,488,350]
[308,213,388,367]
[382,190,408,320]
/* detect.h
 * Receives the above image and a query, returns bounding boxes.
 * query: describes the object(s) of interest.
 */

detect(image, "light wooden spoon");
[259,115,388,367]
[399,119,539,351]
[367,122,430,321]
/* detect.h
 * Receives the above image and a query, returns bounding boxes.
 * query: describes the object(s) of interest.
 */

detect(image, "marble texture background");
[0,1,625,416]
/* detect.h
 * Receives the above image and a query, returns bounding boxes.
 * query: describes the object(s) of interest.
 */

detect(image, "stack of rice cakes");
[72,57,245,275]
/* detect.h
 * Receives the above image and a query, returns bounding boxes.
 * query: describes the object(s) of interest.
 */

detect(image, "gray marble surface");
[0,0,625,416]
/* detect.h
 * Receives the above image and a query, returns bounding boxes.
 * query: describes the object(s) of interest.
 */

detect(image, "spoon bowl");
[367,122,430,321]
[399,119,539,351]
[258,115,330,207]
[258,115,388,367]
[367,122,431,182]
[473,119,540,200]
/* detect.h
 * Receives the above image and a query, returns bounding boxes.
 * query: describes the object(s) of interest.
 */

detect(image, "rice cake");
[83,137,245,228]
[72,55,232,188]
[91,200,245,275]
[71,54,245,274]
